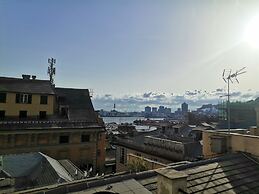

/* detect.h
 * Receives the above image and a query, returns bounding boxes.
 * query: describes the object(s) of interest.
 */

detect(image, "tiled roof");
[138,153,259,194]
[74,179,152,194]
[0,77,54,94]
[55,88,98,122]
[17,153,259,194]
[184,154,259,193]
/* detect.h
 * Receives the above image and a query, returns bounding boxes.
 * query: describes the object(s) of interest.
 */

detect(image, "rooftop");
[0,152,83,191]
[0,76,54,95]
[18,153,259,194]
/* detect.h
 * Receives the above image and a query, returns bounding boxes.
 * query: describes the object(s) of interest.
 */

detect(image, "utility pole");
[47,57,56,86]
[222,67,246,133]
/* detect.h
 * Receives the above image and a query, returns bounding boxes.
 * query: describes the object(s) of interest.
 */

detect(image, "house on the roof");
[0,75,106,174]
[0,152,83,192]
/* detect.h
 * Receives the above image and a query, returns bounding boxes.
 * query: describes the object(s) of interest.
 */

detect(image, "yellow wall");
[0,128,106,173]
[116,145,172,172]
[0,92,54,116]
[203,130,259,158]
[127,153,167,170]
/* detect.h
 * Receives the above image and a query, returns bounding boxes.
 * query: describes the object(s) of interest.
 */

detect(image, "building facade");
[0,75,105,173]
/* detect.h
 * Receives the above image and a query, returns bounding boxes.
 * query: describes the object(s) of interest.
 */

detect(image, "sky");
[1,0,259,111]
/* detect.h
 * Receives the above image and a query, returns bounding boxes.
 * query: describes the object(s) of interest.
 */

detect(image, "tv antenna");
[222,67,246,133]
[47,57,56,86]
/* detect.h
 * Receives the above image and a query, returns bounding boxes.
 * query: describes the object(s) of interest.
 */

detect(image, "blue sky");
[1,0,259,111]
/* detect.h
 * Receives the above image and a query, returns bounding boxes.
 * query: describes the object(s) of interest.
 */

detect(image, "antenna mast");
[47,57,56,86]
[222,67,246,133]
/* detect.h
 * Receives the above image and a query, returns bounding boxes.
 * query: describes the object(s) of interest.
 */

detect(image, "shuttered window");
[16,93,32,104]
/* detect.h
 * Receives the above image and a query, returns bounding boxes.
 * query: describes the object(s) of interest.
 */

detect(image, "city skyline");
[1,0,259,111]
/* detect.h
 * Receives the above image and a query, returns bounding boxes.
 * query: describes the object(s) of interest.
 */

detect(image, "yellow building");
[0,75,55,119]
[0,75,106,173]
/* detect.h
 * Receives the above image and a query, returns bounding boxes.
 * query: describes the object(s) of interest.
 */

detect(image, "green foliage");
[127,157,148,172]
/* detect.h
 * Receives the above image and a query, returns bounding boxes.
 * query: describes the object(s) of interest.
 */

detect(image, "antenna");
[222,67,246,133]
[47,57,56,86]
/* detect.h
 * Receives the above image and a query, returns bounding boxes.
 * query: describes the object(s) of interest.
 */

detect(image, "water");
[102,117,164,124]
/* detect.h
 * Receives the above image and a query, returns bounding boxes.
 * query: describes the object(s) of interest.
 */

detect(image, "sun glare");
[244,15,259,48]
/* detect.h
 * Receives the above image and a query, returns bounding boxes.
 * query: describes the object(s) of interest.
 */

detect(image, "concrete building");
[158,106,165,113]
[151,107,157,113]
[181,102,188,113]
[113,128,202,172]
[0,76,105,173]
[144,106,151,113]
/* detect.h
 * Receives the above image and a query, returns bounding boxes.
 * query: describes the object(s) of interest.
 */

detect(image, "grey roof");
[16,153,259,194]
[0,77,54,94]
[55,88,98,122]
[74,179,152,194]
[0,152,74,190]
[184,153,259,193]
[138,153,259,194]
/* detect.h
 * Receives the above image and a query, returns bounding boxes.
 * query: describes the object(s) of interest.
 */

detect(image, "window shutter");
[28,94,32,104]
[16,94,20,103]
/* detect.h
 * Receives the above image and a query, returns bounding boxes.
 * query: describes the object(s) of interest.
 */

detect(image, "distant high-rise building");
[145,106,151,113]
[165,108,171,114]
[152,107,157,113]
[158,106,165,113]
[182,102,188,113]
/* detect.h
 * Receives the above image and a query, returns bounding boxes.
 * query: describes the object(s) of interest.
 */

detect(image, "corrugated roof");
[0,77,54,94]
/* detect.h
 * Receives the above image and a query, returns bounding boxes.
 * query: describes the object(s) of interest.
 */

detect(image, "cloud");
[143,92,153,98]
[185,90,198,96]
[92,90,259,112]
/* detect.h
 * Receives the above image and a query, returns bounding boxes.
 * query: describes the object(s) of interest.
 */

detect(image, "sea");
[101,117,164,124]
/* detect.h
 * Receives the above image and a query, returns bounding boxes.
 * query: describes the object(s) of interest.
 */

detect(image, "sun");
[244,15,259,48]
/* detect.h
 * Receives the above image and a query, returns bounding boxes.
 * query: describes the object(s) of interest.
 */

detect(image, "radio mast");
[47,57,56,86]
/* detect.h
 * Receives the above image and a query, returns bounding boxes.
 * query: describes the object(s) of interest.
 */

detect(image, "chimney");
[31,75,36,80]
[22,74,31,80]
[156,168,188,194]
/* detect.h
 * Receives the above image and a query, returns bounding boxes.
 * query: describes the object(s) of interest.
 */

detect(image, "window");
[16,94,32,104]
[211,136,227,154]
[120,148,125,164]
[39,111,47,119]
[0,93,6,103]
[81,134,90,142]
[19,111,27,118]
[97,149,101,156]
[7,135,12,143]
[40,96,48,104]
[0,111,5,119]
[59,135,69,144]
